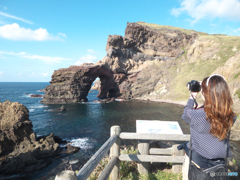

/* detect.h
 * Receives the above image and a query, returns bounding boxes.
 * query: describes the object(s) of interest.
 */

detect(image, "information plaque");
[136,120,183,135]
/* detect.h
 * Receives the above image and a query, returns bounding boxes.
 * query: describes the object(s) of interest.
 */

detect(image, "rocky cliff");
[42,22,240,115]
[0,100,79,176]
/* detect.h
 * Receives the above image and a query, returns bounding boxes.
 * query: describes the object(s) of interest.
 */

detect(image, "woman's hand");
[190,92,198,99]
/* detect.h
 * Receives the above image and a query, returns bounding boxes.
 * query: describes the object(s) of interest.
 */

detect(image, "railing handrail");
[76,134,118,179]
[76,128,189,180]
[120,132,190,141]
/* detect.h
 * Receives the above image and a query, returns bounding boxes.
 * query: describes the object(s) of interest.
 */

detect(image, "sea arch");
[41,64,119,104]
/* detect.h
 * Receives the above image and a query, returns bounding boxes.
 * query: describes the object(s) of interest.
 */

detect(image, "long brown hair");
[201,76,235,140]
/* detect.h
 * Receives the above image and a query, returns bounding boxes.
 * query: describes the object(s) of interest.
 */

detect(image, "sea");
[0,82,190,180]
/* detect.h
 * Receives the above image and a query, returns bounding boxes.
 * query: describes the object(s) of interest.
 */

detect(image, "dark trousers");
[179,142,225,168]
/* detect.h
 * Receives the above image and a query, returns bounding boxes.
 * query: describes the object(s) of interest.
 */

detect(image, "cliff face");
[97,22,240,113]
[95,22,197,99]
[98,22,196,74]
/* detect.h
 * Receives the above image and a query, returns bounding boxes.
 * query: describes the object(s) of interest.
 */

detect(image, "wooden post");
[137,140,149,175]
[172,144,185,173]
[110,126,121,180]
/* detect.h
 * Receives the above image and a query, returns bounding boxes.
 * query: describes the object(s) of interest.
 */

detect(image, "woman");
[180,75,236,177]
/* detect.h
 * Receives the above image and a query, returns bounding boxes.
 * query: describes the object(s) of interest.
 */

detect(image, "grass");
[234,72,240,79]
[87,145,182,180]
[136,21,208,36]
[145,32,240,102]
[234,88,240,99]
[133,22,240,101]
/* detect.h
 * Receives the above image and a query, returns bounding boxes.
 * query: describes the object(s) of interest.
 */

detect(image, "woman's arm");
[182,98,194,124]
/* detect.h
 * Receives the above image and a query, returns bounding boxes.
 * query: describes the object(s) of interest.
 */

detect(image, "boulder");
[49,106,67,112]
[61,144,80,154]
[0,101,79,176]
[30,94,43,98]
[55,170,77,180]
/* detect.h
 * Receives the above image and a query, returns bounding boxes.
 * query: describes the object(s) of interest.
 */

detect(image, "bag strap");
[189,131,230,168]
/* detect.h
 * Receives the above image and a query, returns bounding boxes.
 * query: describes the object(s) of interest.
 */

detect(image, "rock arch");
[41,64,119,104]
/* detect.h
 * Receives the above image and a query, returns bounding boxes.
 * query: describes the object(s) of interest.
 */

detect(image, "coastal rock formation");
[49,105,67,112]
[43,22,240,116]
[99,22,196,74]
[41,64,119,104]
[42,22,197,104]
[95,22,197,99]
[0,100,79,176]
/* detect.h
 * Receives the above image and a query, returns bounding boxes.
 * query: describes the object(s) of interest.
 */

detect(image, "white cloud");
[0,51,73,64]
[87,49,97,54]
[171,0,240,23]
[0,51,27,56]
[58,32,67,38]
[0,11,33,24]
[75,54,97,65]
[22,54,72,63]
[233,28,240,33]
[0,71,3,75]
[0,23,65,41]
[75,61,83,65]
[81,55,97,62]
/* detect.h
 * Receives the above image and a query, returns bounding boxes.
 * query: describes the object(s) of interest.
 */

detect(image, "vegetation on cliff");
[135,22,240,114]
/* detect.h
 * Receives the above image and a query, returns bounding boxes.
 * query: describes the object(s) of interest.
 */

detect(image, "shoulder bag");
[188,134,230,180]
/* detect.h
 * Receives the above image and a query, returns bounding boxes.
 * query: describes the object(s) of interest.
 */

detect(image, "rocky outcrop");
[30,94,43,98]
[94,22,197,99]
[98,22,196,74]
[41,64,119,104]
[0,100,79,176]
[42,22,197,104]
[49,105,67,112]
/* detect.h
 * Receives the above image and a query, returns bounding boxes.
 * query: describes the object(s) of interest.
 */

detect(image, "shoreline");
[135,97,187,106]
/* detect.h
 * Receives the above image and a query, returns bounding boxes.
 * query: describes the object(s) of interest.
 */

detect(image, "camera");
[187,80,201,92]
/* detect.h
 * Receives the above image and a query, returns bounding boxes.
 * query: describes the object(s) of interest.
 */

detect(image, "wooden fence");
[76,125,190,180]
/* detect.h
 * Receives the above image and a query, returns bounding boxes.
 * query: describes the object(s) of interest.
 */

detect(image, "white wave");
[44,110,51,112]
[23,93,32,97]
[80,101,101,104]
[63,137,93,150]
[29,109,35,112]
[29,105,48,108]
[115,99,125,101]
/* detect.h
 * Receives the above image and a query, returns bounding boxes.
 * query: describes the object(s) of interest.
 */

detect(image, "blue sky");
[0,0,240,82]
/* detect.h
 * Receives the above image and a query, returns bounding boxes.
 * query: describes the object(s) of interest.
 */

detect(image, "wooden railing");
[76,125,190,180]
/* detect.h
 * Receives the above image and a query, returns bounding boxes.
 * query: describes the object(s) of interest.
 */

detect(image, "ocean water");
[0,82,190,179]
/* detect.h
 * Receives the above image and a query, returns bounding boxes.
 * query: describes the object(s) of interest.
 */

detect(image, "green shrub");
[234,72,240,79]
